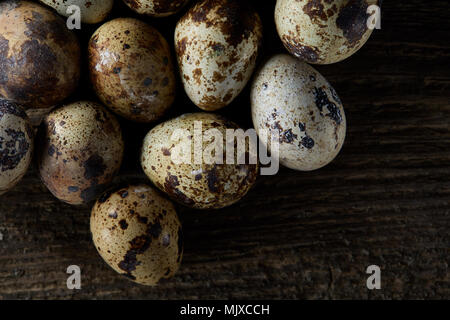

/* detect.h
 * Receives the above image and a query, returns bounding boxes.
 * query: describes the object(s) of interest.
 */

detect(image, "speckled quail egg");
[175,0,263,111]
[275,0,380,64]
[141,113,258,209]
[91,184,183,285]
[36,101,124,205]
[0,100,33,195]
[0,1,80,108]
[251,54,346,171]
[88,18,177,123]
[122,0,189,17]
[39,0,114,24]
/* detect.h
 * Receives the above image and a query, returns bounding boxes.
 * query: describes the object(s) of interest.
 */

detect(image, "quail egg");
[122,0,189,17]
[0,0,80,108]
[36,101,124,205]
[91,184,183,285]
[251,54,346,171]
[141,113,258,209]
[175,0,263,111]
[0,100,33,195]
[89,18,176,123]
[275,0,380,64]
[39,0,114,24]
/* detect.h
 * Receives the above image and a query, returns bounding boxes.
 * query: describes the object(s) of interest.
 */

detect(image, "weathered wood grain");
[0,0,449,299]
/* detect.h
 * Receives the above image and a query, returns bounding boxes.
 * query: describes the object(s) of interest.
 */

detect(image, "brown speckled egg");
[175,0,263,111]
[91,184,183,286]
[251,54,346,171]
[36,101,124,205]
[39,0,114,24]
[141,113,258,209]
[122,0,189,17]
[0,100,33,195]
[88,18,176,123]
[275,0,380,64]
[0,1,80,108]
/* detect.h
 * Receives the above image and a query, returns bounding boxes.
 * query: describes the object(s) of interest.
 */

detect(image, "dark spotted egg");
[122,0,190,17]
[0,1,80,108]
[275,0,380,64]
[141,113,259,209]
[251,54,346,171]
[91,184,183,286]
[175,0,263,111]
[0,100,33,195]
[36,101,124,205]
[88,18,176,123]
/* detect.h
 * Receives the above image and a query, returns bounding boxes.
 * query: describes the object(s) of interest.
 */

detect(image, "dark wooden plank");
[0,0,449,299]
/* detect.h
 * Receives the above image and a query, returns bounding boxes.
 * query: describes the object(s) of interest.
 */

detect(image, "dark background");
[0,0,449,299]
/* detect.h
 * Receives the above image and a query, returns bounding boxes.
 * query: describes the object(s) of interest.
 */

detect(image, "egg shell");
[39,0,114,24]
[91,184,183,286]
[251,54,346,171]
[0,100,34,195]
[141,113,258,209]
[0,1,80,108]
[89,18,176,123]
[275,0,380,64]
[175,0,263,111]
[36,101,124,205]
[122,0,189,17]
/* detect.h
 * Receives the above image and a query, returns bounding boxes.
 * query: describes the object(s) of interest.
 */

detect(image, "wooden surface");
[0,0,449,299]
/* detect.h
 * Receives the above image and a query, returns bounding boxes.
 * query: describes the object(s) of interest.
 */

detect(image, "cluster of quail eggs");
[0,0,378,285]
